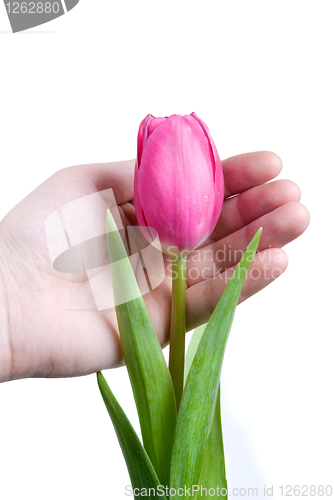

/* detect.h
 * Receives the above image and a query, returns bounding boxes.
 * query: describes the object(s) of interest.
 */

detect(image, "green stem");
[169,256,187,411]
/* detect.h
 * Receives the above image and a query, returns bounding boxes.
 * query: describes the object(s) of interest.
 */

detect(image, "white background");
[0,1,333,499]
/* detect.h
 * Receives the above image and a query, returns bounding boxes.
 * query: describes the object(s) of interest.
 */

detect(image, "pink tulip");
[134,113,224,256]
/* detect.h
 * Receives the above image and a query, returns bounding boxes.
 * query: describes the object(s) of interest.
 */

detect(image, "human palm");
[0,153,309,382]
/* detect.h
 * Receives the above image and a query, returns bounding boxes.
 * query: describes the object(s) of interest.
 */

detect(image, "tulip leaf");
[97,372,166,499]
[194,390,228,500]
[170,228,262,494]
[185,325,227,500]
[106,209,177,487]
[184,323,207,381]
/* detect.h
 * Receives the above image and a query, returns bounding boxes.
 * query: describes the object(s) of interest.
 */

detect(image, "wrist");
[0,224,13,382]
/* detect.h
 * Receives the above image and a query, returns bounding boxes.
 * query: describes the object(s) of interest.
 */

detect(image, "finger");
[70,152,280,207]
[222,151,282,198]
[206,179,301,244]
[73,159,135,205]
[66,152,280,210]
[186,248,288,331]
[119,201,138,227]
[187,202,309,286]
[67,152,280,214]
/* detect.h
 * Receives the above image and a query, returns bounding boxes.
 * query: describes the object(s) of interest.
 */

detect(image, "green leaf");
[184,323,207,382]
[185,326,227,500]
[97,372,166,499]
[106,209,177,487]
[194,390,228,500]
[170,228,262,494]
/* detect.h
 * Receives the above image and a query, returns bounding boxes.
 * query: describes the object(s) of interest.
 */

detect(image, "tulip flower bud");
[134,113,224,256]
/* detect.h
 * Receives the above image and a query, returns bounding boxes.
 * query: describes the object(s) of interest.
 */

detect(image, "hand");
[0,153,309,382]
